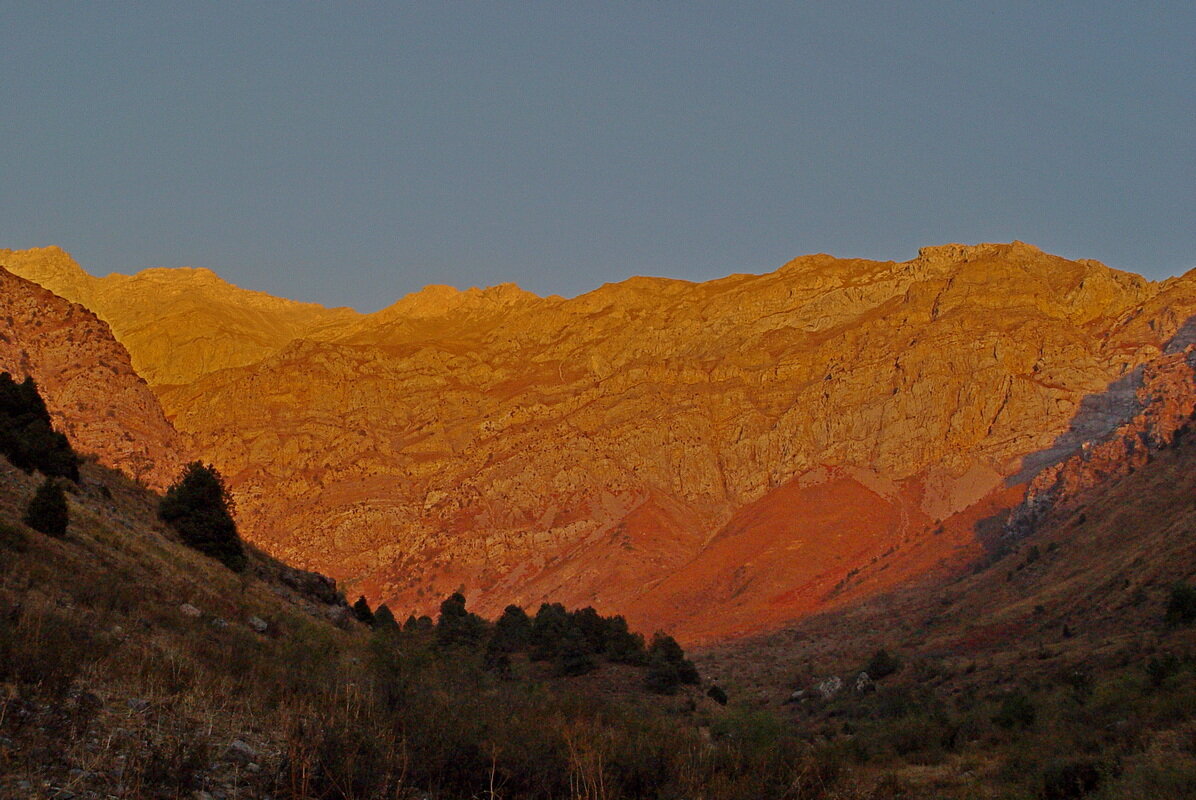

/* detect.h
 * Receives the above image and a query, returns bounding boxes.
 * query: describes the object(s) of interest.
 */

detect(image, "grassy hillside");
[3,391,1196,799]
[0,454,823,800]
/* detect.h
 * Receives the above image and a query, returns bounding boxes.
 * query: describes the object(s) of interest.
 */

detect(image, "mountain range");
[4,242,1195,644]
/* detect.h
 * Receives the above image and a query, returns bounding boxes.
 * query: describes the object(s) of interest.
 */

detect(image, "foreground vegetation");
[2,376,1195,799]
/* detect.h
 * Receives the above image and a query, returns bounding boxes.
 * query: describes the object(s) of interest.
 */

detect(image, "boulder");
[815,676,843,701]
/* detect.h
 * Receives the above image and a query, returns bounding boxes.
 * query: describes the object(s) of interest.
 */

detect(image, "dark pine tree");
[435,592,488,647]
[530,602,570,661]
[603,615,647,665]
[644,632,699,693]
[373,603,398,631]
[158,462,246,572]
[353,596,376,626]
[23,477,68,537]
[490,604,533,653]
[555,626,598,677]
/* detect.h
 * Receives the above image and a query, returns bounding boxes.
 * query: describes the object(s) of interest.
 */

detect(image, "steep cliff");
[0,266,184,490]
[9,243,1196,641]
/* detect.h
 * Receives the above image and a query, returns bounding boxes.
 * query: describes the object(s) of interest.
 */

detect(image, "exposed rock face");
[0,266,184,490]
[8,242,1196,642]
[1009,346,1196,534]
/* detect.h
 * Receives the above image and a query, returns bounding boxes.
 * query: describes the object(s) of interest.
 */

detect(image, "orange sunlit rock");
[8,242,1196,641]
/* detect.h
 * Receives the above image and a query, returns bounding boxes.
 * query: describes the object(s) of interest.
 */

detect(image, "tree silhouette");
[0,373,78,481]
[159,462,246,571]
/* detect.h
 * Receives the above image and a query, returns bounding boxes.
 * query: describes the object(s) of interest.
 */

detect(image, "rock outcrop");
[1009,345,1196,535]
[8,242,1196,641]
[0,266,184,490]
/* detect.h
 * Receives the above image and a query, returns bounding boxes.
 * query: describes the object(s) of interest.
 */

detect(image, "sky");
[1,3,1193,312]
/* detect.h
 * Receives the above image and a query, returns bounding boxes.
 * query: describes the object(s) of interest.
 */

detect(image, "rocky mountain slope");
[0,247,358,386]
[0,266,184,490]
[7,243,1196,641]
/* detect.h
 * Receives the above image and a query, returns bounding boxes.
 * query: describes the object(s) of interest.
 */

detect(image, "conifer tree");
[159,462,246,571]
[644,632,699,694]
[490,604,533,653]
[353,596,376,626]
[436,592,487,647]
[373,603,398,630]
[555,626,597,677]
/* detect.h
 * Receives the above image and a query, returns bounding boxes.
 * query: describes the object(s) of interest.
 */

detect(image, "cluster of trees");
[0,373,78,482]
[357,592,703,695]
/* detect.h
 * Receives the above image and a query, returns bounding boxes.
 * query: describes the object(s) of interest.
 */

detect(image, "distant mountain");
[0,247,359,386]
[7,243,1196,642]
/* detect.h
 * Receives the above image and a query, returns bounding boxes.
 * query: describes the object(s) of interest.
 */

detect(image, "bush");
[530,602,570,661]
[604,615,647,665]
[555,627,598,676]
[993,690,1036,729]
[24,477,68,536]
[707,685,729,705]
[866,648,902,680]
[644,632,699,694]
[1165,583,1196,626]
[490,604,533,653]
[159,462,246,571]
[373,603,398,631]
[0,520,28,554]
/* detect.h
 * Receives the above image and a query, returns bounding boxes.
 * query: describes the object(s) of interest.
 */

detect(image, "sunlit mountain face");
[8,241,1196,644]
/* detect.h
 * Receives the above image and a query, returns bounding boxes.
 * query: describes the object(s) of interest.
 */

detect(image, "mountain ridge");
[6,242,1196,642]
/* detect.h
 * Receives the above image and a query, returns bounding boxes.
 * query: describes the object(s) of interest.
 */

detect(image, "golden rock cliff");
[0,266,185,490]
[9,243,1196,641]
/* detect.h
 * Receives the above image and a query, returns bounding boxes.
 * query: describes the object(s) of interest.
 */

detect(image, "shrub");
[373,603,398,630]
[604,615,647,665]
[993,690,1036,729]
[644,632,699,694]
[159,462,246,571]
[24,477,68,536]
[707,685,729,705]
[1146,653,1182,688]
[555,627,598,676]
[1165,582,1196,626]
[1041,758,1104,799]
[866,648,902,680]
[530,602,570,661]
[0,520,28,554]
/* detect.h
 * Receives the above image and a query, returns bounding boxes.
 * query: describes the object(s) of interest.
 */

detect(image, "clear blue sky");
[2,2,1193,311]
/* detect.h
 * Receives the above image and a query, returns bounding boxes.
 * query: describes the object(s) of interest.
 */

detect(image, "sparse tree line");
[355,591,709,696]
